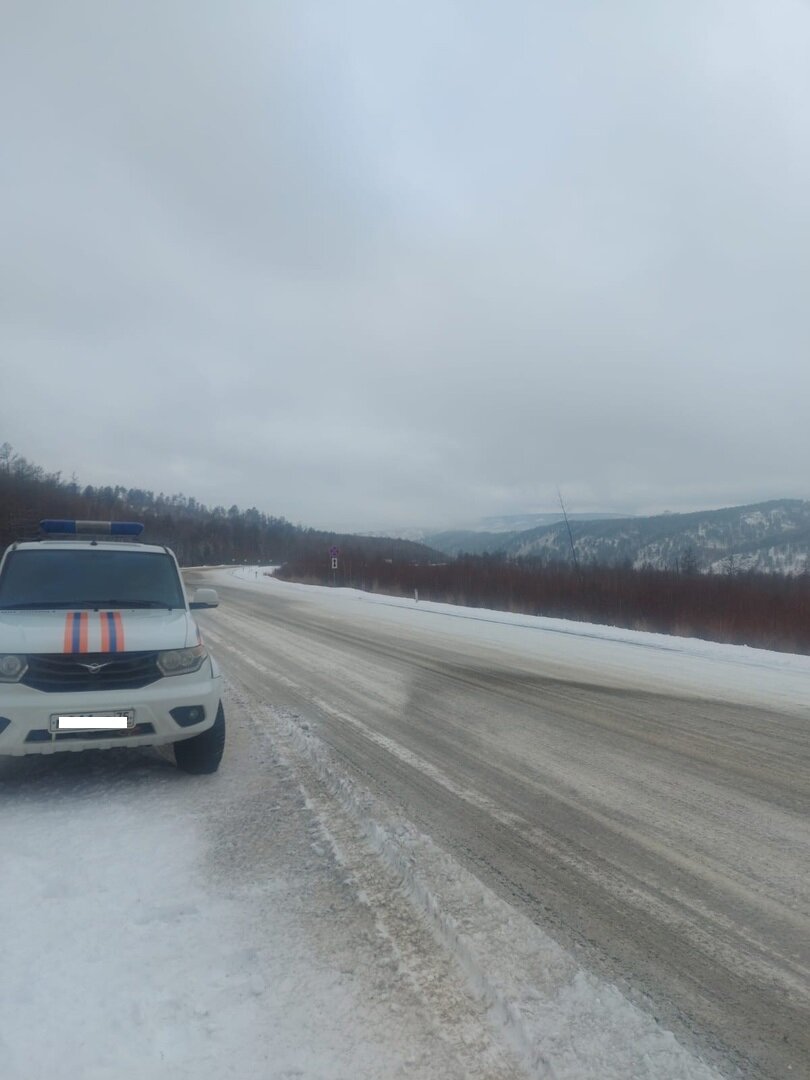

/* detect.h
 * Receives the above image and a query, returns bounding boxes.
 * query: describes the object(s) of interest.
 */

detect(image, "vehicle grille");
[21,652,162,693]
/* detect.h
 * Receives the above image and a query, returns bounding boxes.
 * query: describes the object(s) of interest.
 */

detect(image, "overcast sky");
[2,2,809,532]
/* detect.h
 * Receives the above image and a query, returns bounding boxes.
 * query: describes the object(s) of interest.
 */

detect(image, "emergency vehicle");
[0,520,225,773]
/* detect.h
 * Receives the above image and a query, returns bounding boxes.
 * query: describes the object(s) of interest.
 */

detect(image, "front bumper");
[0,662,223,755]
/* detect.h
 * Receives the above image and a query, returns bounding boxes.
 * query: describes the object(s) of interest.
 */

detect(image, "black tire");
[174,702,225,774]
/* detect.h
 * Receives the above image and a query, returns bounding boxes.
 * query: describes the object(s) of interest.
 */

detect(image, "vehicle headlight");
[157,645,208,677]
[0,654,28,682]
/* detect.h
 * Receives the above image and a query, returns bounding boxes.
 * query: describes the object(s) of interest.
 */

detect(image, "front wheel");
[174,703,225,774]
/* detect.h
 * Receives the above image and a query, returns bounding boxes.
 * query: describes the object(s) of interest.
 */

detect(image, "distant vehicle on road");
[0,520,225,773]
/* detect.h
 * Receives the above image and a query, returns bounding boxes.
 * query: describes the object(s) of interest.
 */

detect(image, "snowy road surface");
[190,567,809,1080]
[1,569,807,1079]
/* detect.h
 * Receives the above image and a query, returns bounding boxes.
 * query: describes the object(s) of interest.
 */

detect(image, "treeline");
[0,443,437,567]
[276,552,810,655]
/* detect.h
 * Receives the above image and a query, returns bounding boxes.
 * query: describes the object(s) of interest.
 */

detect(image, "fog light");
[170,706,206,728]
[0,655,27,682]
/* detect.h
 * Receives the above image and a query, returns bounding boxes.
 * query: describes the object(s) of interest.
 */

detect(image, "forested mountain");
[0,444,440,566]
[428,499,810,574]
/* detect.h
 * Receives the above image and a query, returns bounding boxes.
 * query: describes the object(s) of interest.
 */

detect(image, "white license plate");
[49,711,136,732]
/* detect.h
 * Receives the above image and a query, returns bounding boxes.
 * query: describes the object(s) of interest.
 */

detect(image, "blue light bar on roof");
[40,520,144,537]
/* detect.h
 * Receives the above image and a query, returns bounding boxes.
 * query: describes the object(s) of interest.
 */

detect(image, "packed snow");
[0,701,521,1079]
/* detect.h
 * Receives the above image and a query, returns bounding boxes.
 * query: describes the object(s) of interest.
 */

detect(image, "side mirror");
[190,587,219,609]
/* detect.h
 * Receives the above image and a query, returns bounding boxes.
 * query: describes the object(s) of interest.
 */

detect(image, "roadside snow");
[0,698,521,1080]
[0,772,268,1080]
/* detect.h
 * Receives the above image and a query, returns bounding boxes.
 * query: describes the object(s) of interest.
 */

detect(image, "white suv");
[0,520,225,773]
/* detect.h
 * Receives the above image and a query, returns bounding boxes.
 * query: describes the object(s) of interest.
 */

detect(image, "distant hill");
[425,512,629,556]
[470,511,630,534]
[428,500,810,574]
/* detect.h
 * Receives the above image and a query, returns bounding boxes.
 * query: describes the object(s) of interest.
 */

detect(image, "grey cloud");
[2,1,809,532]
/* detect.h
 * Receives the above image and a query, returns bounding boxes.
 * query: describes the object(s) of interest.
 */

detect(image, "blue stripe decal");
[107,611,118,652]
[71,613,81,653]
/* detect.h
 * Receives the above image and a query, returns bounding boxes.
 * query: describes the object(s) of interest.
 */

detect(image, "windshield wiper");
[89,599,175,609]
[0,600,175,610]
[0,601,92,610]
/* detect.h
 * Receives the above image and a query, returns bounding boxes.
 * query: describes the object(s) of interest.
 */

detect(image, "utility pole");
[557,488,580,575]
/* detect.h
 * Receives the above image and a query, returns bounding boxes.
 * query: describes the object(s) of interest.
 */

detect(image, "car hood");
[0,609,200,655]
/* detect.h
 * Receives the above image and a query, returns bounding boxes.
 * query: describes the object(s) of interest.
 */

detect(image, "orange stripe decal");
[113,612,125,651]
[63,613,74,653]
[79,611,89,653]
[100,612,110,652]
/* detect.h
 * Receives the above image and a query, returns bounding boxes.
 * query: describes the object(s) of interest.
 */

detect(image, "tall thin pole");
[557,488,580,575]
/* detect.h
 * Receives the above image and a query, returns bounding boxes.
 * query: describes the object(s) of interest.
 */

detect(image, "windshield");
[0,549,186,610]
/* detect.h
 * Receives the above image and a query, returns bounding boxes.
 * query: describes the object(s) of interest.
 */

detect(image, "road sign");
[331,557,338,570]
[329,546,340,557]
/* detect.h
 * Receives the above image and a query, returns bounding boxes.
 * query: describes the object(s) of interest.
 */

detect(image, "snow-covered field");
[2,566,808,1078]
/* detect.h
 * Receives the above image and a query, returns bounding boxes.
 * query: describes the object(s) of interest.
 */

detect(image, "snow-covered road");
[191,567,810,1080]
[2,567,808,1080]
